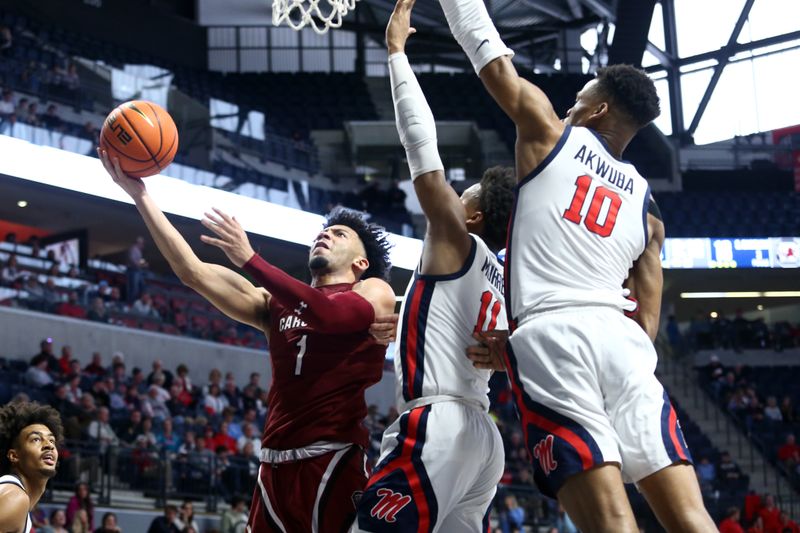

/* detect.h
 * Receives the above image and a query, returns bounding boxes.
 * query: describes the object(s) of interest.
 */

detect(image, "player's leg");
[600,310,715,533]
[504,315,637,532]
[556,464,638,533]
[436,411,505,532]
[637,463,717,532]
[310,446,370,533]
[353,402,495,532]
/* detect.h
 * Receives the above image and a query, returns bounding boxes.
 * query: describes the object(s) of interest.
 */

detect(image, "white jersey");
[0,475,32,533]
[506,125,651,325]
[394,234,507,412]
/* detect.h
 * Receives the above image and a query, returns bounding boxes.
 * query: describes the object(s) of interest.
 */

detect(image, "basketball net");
[272,0,359,34]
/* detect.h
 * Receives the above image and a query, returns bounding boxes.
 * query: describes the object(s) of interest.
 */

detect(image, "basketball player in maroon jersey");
[99,150,396,532]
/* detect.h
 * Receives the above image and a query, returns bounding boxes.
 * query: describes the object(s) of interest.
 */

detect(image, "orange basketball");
[100,100,179,178]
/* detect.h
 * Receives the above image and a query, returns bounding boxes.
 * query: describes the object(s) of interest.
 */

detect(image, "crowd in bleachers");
[700,356,800,494]
[671,311,800,354]
[0,234,266,349]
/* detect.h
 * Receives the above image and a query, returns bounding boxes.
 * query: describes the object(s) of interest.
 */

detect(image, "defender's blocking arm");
[437,0,564,175]
[387,0,473,275]
[99,150,270,332]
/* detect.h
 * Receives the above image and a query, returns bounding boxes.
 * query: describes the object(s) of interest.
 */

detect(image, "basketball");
[99,100,179,178]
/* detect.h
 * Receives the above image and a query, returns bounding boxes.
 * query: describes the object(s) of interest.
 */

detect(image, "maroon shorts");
[246,445,368,533]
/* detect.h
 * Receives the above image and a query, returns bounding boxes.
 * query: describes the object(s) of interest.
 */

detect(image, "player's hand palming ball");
[99,100,179,178]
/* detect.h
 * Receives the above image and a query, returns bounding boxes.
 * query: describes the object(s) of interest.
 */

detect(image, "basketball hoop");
[272,0,359,34]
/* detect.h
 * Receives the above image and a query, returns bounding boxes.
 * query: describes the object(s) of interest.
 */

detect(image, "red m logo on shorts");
[370,488,412,523]
[533,434,558,476]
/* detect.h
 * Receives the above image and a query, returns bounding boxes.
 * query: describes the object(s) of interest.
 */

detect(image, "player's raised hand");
[200,208,255,267]
[386,0,417,54]
[370,314,399,345]
[97,147,146,199]
[466,330,509,371]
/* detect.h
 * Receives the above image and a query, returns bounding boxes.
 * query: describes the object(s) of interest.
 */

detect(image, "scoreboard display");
[661,237,800,269]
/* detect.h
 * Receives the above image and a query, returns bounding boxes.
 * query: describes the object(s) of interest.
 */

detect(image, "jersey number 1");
[294,334,307,375]
[562,175,621,237]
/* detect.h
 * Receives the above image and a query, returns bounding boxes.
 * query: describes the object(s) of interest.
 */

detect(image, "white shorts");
[352,400,504,532]
[506,307,692,498]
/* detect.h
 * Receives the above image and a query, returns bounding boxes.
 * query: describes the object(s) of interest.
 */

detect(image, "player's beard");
[308,255,330,272]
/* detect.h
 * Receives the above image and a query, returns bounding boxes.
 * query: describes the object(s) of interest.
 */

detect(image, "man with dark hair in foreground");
[0,401,63,533]
[435,0,716,531]
[99,150,396,533]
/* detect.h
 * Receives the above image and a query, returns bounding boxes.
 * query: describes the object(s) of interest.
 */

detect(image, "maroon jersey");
[262,283,386,450]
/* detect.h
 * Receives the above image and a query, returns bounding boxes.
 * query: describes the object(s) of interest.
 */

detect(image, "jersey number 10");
[562,175,621,237]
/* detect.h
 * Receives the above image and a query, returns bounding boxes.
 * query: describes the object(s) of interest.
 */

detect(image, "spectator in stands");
[118,409,143,445]
[763,396,783,422]
[142,384,170,421]
[695,456,716,495]
[53,383,80,420]
[147,360,173,389]
[221,407,242,440]
[124,381,143,412]
[222,373,242,412]
[79,121,99,143]
[31,337,59,371]
[84,352,107,377]
[25,101,42,127]
[64,64,81,92]
[90,378,112,408]
[94,512,121,533]
[498,494,525,533]
[220,495,248,533]
[14,98,29,123]
[25,358,54,388]
[0,25,11,52]
[759,494,781,533]
[778,511,800,533]
[40,508,69,533]
[718,506,744,533]
[70,509,91,533]
[777,434,800,471]
[66,373,83,403]
[717,451,744,484]
[87,297,110,323]
[157,417,182,454]
[87,407,120,453]
[174,501,199,532]
[57,291,86,319]
[165,383,192,420]
[126,236,148,303]
[66,482,95,531]
[24,275,46,310]
[204,383,228,416]
[108,382,127,413]
[0,89,14,133]
[147,505,180,533]
[237,422,261,457]
[130,367,148,394]
[41,104,63,130]
[57,345,73,375]
[1,253,21,285]
[173,363,193,400]
[110,361,127,387]
[132,292,159,319]
[781,396,796,424]
[42,278,61,311]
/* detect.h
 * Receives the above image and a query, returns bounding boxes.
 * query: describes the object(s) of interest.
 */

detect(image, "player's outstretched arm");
[202,208,396,333]
[437,0,564,176]
[387,0,472,275]
[98,150,270,332]
[626,211,665,341]
[0,484,30,533]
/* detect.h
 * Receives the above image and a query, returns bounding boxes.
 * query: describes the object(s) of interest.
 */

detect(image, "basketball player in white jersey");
[0,402,63,533]
[434,1,717,531]
[351,1,514,531]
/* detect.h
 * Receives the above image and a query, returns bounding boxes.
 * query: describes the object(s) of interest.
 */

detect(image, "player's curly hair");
[0,401,64,474]
[595,64,660,129]
[325,207,392,281]
[478,166,516,252]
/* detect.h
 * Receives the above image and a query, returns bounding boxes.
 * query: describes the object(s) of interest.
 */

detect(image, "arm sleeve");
[243,253,375,333]
[388,53,443,179]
